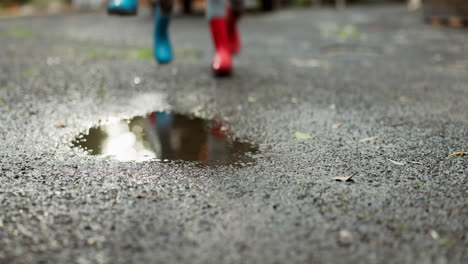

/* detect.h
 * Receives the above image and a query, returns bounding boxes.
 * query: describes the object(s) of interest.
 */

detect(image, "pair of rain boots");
[107,0,241,76]
[155,7,241,75]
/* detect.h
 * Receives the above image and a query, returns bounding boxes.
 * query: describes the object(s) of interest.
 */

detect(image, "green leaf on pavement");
[448,152,467,157]
[294,131,312,140]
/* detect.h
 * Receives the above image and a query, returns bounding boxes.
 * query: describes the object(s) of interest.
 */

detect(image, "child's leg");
[159,0,173,15]
[226,0,243,54]
[229,0,244,14]
[206,0,226,19]
[107,0,138,16]
[207,0,232,75]
[154,0,173,64]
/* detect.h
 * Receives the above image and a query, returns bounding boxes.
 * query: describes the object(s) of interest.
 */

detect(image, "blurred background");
[1,1,468,28]
[0,0,412,16]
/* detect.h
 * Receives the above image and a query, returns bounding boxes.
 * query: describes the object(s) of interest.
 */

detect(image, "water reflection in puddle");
[72,112,258,164]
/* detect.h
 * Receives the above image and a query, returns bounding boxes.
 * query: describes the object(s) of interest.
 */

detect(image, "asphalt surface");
[0,5,467,264]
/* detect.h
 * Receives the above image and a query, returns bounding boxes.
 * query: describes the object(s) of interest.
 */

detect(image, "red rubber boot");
[209,18,232,76]
[226,7,241,55]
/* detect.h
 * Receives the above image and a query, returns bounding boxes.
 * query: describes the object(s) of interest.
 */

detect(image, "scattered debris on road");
[137,193,149,199]
[338,229,353,246]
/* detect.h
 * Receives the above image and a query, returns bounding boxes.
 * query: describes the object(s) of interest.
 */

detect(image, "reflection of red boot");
[209,18,232,76]
[226,8,241,55]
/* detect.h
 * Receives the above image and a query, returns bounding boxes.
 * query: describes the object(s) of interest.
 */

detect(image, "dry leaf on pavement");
[388,159,405,166]
[359,136,379,143]
[332,123,342,129]
[137,193,149,199]
[333,172,358,182]
[247,96,257,103]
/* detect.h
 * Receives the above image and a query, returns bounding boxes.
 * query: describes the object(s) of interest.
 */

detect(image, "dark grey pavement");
[0,5,467,264]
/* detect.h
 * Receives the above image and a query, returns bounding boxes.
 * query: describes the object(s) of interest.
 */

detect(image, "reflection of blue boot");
[107,0,138,16]
[156,112,174,131]
[154,7,173,64]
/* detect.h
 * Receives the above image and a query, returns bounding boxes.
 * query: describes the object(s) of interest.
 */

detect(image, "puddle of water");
[72,112,258,164]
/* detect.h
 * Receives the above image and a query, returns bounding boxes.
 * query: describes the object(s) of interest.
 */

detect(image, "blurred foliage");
[302,0,406,5]
[87,47,154,60]
[1,0,30,5]
[5,28,34,38]
[1,0,68,7]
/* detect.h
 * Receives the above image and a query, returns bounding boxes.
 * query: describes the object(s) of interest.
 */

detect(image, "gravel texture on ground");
[0,5,467,264]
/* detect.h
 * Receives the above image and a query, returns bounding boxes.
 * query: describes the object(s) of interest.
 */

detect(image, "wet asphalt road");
[0,5,467,264]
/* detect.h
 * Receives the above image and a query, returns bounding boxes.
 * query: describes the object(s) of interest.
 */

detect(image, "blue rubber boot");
[107,0,138,16]
[154,7,173,64]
